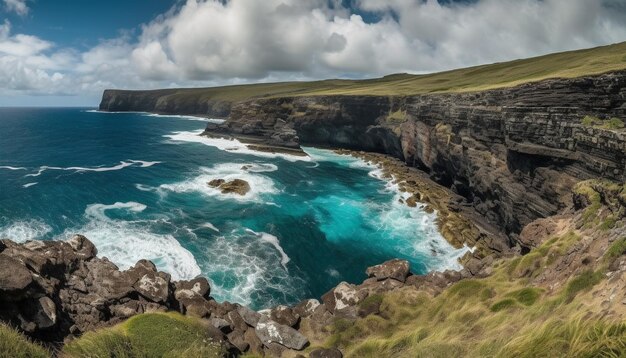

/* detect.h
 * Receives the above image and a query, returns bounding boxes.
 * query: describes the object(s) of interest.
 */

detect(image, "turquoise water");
[0,108,468,309]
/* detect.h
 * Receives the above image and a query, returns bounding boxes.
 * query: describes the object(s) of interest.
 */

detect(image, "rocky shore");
[0,235,473,357]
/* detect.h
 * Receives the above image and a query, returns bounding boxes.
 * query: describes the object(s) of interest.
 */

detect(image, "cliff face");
[99,71,626,239]
[206,71,626,238]
[99,89,232,118]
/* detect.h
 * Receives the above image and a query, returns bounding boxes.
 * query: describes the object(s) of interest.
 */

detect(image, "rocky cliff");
[201,71,626,242]
[101,71,626,243]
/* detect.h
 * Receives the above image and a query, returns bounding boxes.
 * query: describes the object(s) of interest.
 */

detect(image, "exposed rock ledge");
[0,236,484,357]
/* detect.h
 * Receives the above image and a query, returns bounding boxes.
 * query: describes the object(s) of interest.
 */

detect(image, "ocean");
[0,107,468,309]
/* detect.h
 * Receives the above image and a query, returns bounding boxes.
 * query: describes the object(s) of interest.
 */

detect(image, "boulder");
[133,272,170,303]
[67,234,98,259]
[175,277,211,299]
[227,330,250,353]
[208,179,226,187]
[310,347,343,358]
[270,305,299,327]
[365,259,410,282]
[293,299,321,318]
[33,297,57,329]
[0,254,32,295]
[210,317,232,333]
[322,282,367,317]
[219,179,251,196]
[237,305,262,327]
[255,316,309,350]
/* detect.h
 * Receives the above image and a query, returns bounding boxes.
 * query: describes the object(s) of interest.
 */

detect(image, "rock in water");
[219,179,251,196]
[255,316,309,350]
[365,259,410,282]
[208,179,226,187]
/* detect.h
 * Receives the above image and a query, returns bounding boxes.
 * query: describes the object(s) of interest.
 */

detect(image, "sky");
[1,0,626,107]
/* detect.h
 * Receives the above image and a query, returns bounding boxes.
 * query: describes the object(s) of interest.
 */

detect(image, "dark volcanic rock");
[195,71,626,245]
[0,254,33,294]
[310,347,343,358]
[365,259,410,282]
[219,179,251,196]
[255,316,309,350]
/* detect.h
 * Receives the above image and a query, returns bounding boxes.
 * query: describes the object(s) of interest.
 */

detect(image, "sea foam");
[200,228,303,307]
[0,219,52,242]
[164,130,311,162]
[158,162,279,203]
[58,201,201,281]
[23,160,161,177]
[304,147,471,271]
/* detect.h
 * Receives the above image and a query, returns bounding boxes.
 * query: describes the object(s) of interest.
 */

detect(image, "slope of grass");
[63,312,226,358]
[113,41,626,102]
[0,324,49,358]
[320,229,626,358]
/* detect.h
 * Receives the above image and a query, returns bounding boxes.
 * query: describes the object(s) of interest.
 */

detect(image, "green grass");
[490,298,518,312]
[109,41,626,102]
[603,238,626,266]
[63,312,226,358]
[581,116,625,130]
[0,324,49,358]
[562,270,604,303]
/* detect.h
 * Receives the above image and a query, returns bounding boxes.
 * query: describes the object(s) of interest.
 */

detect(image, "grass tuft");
[0,324,49,358]
[63,312,225,358]
[563,270,604,303]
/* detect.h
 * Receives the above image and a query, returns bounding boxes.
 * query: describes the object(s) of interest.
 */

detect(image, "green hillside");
[122,41,626,103]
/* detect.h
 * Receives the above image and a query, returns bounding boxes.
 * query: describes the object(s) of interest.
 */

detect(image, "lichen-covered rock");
[255,316,309,350]
[293,299,321,318]
[365,259,410,282]
[321,282,368,317]
[270,305,299,327]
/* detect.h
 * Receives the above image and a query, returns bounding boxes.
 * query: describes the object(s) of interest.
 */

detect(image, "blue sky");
[1,0,625,106]
[4,1,175,50]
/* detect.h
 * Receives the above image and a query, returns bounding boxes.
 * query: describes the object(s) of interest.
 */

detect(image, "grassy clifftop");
[109,41,626,103]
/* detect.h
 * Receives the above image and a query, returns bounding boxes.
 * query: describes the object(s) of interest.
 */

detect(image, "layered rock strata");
[100,71,626,248]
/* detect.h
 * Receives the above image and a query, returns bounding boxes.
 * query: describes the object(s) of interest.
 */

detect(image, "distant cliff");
[99,89,232,118]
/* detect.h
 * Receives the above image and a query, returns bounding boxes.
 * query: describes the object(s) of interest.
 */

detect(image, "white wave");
[135,183,157,192]
[164,130,311,162]
[22,182,38,188]
[127,160,162,168]
[0,166,26,170]
[158,163,279,203]
[84,201,147,221]
[245,229,291,269]
[200,222,220,232]
[0,219,52,242]
[201,230,303,307]
[142,113,225,123]
[305,146,469,270]
[86,109,225,123]
[58,202,200,281]
[24,160,161,177]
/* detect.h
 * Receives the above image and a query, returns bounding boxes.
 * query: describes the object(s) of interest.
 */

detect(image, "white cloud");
[3,0,28,16]
[1,0,626,105]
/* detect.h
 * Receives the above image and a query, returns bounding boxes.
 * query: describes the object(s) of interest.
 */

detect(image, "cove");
[0,108,468,309]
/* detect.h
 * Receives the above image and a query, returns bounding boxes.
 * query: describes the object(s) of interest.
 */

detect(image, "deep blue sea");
[0,108,467,309]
